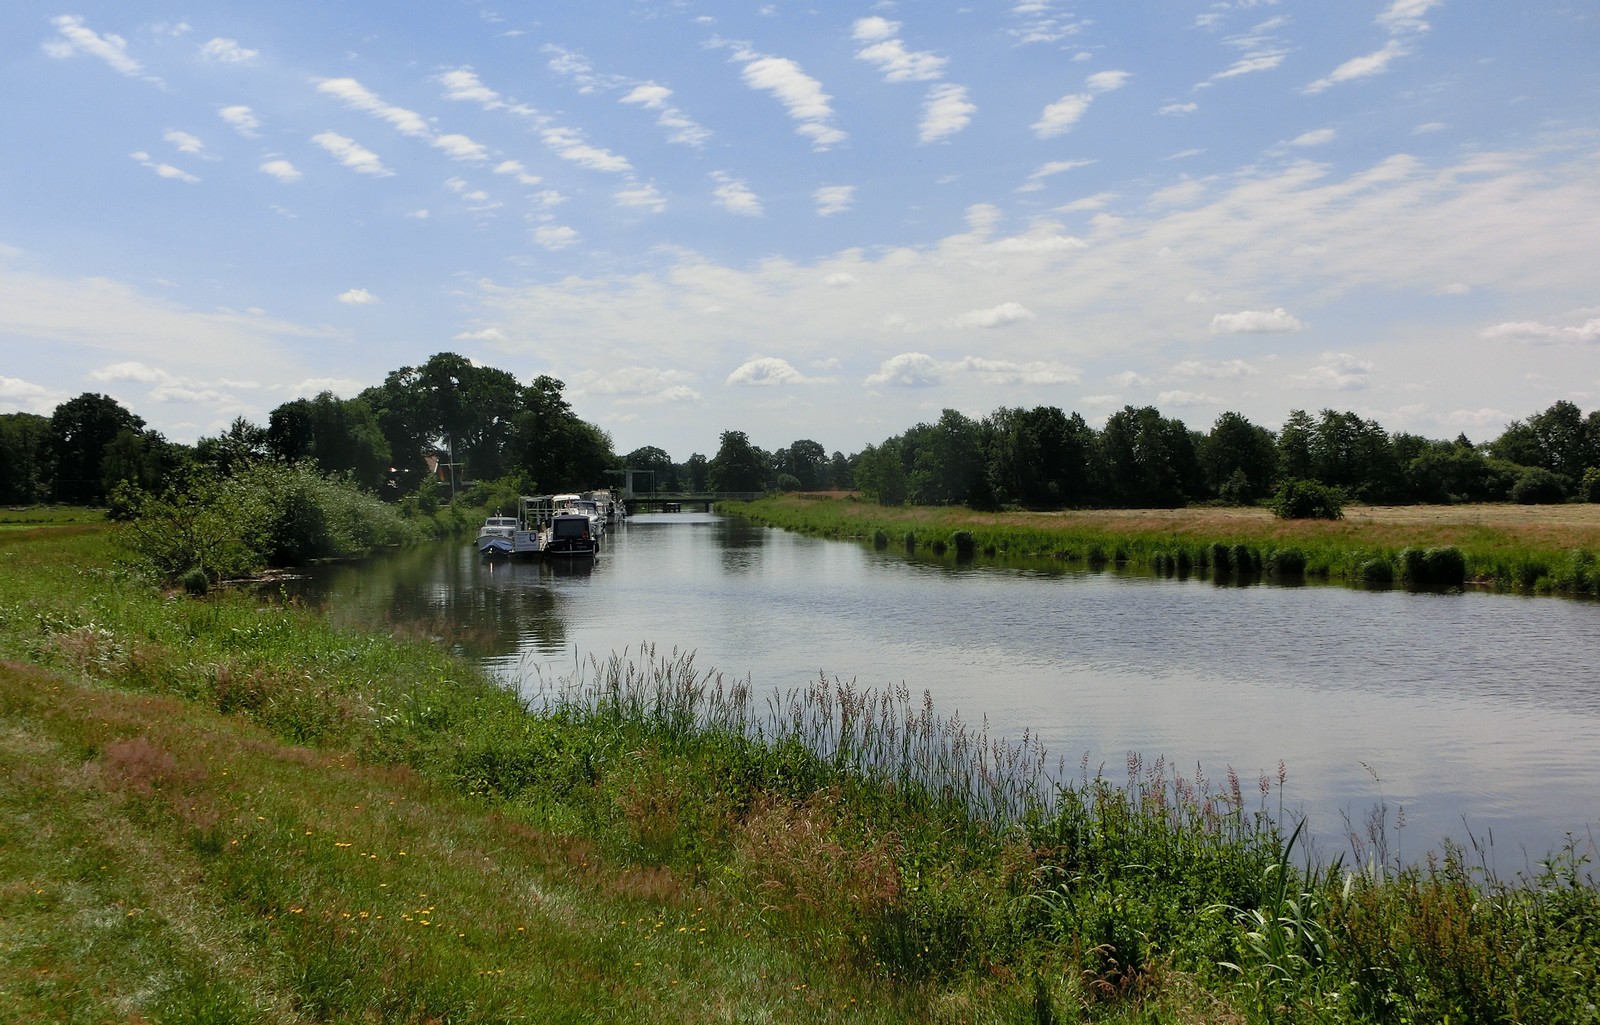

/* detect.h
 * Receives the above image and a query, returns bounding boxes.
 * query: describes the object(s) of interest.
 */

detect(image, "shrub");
[1265,548,1306,578]
[872,528,890,549]
[1271,479,1344,520]
[1509,467,1566,505]
[951,530,976,559]
[1360,558,1394,585]
[1581,467,1600,503]
[904,530,917,553]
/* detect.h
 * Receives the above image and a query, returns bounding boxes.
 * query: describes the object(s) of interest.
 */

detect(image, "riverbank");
[727,494,1600,596]
[3,523,1596,1022]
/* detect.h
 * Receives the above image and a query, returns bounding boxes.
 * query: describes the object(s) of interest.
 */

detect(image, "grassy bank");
[3,522,1596,1022]
[727,494,1600,596]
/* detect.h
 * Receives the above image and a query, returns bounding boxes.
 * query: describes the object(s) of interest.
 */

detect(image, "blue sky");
[3,1,1599,461]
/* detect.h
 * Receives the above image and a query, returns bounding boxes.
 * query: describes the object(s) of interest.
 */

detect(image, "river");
[287,512,1600,865]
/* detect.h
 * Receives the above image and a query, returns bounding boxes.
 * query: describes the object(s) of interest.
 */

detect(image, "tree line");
[642,400,1600,511]
[4,351,1599,512]
[0,353,619,507]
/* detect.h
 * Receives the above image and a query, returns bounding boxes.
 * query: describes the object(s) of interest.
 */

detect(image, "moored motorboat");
[542,512,598,558]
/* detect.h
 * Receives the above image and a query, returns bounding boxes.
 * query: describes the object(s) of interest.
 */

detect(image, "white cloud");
[1289,352,1375,391]
[920,84,975,143]
[1086,70,1131,93]
[1169,359,1259,379]
[814,185,855,217]
[951,356,1078,385]
[311,132,392,176]
[955,302,1036,328]
[337,288,379,305]
[620,83,711,147]
[131,152,200,184]
[733,50,846,150]
[851,17,899,42]
[452,328,507,343]
[1303,40,1410,94]
[711,172,763,217]
[1378,0,1443,35]
[163,130,204,155]
[1290,128,1336,147]
[1211,53,1286,81]
[615,183,667,213]
[1160,102,1199,115]
[865,352,943,388]
[432,133,489,162]
[534,225,579,250]
[0,375,64,414]
[726,357,814,387]
[1482,317,1600,344]
[198,37,258,64]
[437,68,505,109]
[1157,389,1219,406]
[856,39,948,83]
[218,105,260,137]
[493,160,542,186]
[1211,307,1304,333]
[43,15,149,80]
[541,127,632,173]
[863,351,1074,388]
[316,78,431,137]
[1032,93,1093,138]
[259,160,302,183]
[1113,371,1152,388]
[574,365,702,403]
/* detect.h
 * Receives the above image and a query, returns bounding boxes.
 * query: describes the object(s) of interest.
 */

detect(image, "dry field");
[794,495,1600,553]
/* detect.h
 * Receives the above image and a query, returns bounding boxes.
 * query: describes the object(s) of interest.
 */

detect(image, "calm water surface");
[293,512,1600,862]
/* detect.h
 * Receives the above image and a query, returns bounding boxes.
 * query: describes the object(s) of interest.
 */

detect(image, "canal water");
[290,512,1599,863]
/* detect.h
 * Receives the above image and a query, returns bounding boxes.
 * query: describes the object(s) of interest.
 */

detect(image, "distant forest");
[4,351,1599,510]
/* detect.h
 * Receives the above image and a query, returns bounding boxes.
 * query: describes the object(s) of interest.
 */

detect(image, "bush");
[951,530,976,559]
[1265,548,1306,578]
[1360,557,1394,585]
[872,528,890,550]
[1509,467,1566,505]
[1271,479,1344,520]
[1581,467,1600,503]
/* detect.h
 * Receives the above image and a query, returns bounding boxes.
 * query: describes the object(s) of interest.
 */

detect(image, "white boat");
[475,500,543,558]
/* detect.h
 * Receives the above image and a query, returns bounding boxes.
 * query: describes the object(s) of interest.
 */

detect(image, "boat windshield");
[552,518,589,539]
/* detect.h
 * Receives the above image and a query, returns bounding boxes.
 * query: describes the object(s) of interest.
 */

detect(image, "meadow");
[730,495,1600,596]
[1,515,1596,1023]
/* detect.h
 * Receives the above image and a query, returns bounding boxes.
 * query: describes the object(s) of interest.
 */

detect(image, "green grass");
[3,522,1597,1023]
[726,495,1600,597]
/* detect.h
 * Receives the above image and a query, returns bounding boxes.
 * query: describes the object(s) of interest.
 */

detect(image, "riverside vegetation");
[728,493,1600,598]
[3,512,1598,1023]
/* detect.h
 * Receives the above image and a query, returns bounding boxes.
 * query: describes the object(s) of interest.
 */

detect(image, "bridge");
[624,491,764,513]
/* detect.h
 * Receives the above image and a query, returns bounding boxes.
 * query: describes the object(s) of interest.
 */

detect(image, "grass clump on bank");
[727,494,1600,597]
[3,523,1598,1022]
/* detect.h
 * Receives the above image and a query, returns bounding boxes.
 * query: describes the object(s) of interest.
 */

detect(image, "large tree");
[1201,411,1278,503]
[268,392,391,491]
[47,393,145,504]
[0,412,50,504]
[706,429,768,493]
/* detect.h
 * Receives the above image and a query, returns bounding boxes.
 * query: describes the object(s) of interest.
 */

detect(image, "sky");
[3,1,1599,462]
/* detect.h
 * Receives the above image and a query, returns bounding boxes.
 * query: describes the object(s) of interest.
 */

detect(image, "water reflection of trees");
[716,518,767,574]
[284,542,573,661]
